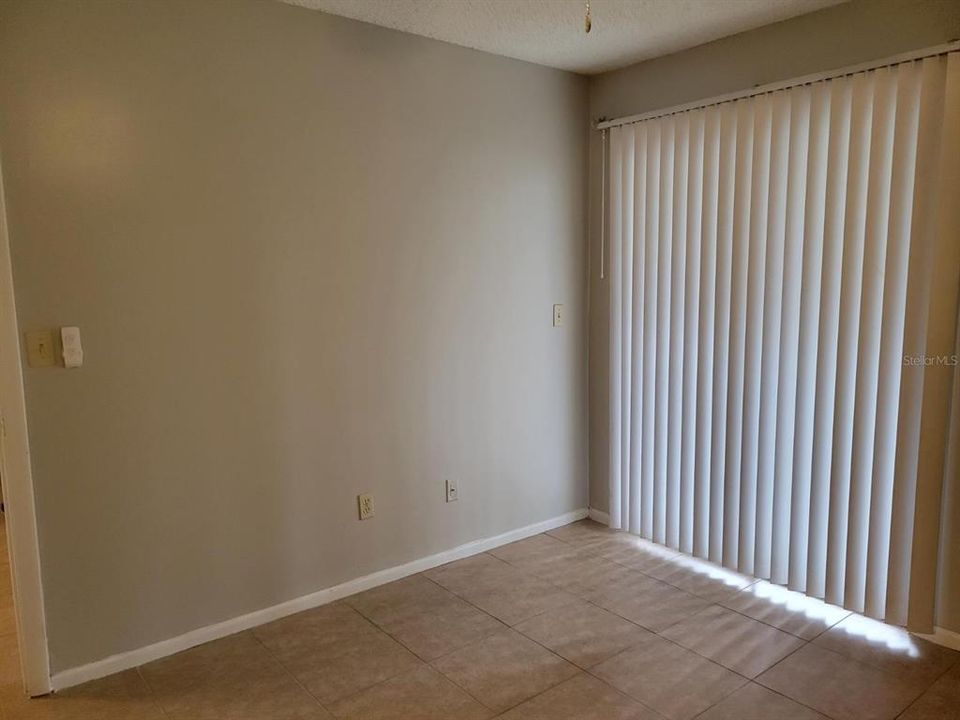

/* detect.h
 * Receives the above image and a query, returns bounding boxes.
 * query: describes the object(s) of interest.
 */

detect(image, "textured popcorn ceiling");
[280,0,846,74]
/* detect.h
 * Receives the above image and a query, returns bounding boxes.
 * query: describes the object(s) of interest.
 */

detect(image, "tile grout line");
[579,645,744,719]
[536,529,842,718]
[422,553,580,631]
[803,612,960,686]
[683,677,831,720]
[527,533,758,716]
[335,572,536,713]
[427,650,573,717]
[500,598,668,719]
[491,531,771,685]
[341,591,465,664]
[248,630,340,716]
[600,586,835,719]
[495,665,664,720]
[894,659,957,720]
[573,521,959,686]
[752,641,917,720]
[505,532,811,643]
[715,600,850,642]
[739,636,829,717]
[419,568,584,709]
[887,649,958,719]
[134,663,173,719]
[555,534,755,595]
[759,619,950,694]
[745,681,834,720]
[418,544,660,716]
[334,605,433,683]
[542,526,900,664]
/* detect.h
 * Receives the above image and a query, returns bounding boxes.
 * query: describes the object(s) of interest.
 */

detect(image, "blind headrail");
[596,41,959,130]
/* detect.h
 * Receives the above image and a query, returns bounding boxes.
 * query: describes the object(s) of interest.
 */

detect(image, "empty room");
[0,0,959,718]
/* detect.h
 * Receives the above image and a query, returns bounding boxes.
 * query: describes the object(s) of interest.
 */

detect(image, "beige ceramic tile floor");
[0,518,958,719]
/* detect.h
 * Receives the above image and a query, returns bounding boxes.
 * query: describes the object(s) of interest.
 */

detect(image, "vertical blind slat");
[654,120,675,545]
[620,129,636,532]
[739,95,773,576]
[710,104,738,564]
[845,65,897,613]
[641,122,662,539]
[668,116,689,550]
[620,132,634,527]
[757,92,792,579]
[723,99,755,569]
[731,96,773,573]
[695,107,721,559]
[771,87,809,584]
[682,112,705,555]
[628,125,648,535]
[789,82,830,591]
[807,76,853,599]
[608,128,624,529]
[825,71,874,606]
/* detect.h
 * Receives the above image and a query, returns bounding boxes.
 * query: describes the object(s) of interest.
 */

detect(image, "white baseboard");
[50,507,588,692]
[917,626,960,652]
[588,507,610,526]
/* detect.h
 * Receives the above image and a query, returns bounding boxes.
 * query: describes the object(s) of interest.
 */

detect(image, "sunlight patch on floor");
[624,533,920,658]
[828,612,920,657]
[632,537,750,588]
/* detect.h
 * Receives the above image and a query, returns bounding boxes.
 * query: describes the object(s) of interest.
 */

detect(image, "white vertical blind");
[607,51,960,630]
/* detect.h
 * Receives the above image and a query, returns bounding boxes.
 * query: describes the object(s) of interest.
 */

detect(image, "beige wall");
[586,0,960,629]
[0,0,588,672]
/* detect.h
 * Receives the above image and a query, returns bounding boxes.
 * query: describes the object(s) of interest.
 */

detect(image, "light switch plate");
[25,330,56,368]
[445,479,459,503]
[61,326,83,368]
[358,493,375,520]
[553,304,564,327]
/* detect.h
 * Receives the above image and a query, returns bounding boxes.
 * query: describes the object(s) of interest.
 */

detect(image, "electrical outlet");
[358,493,375,520]
[445,479,459,503]
[553,304,564,327]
